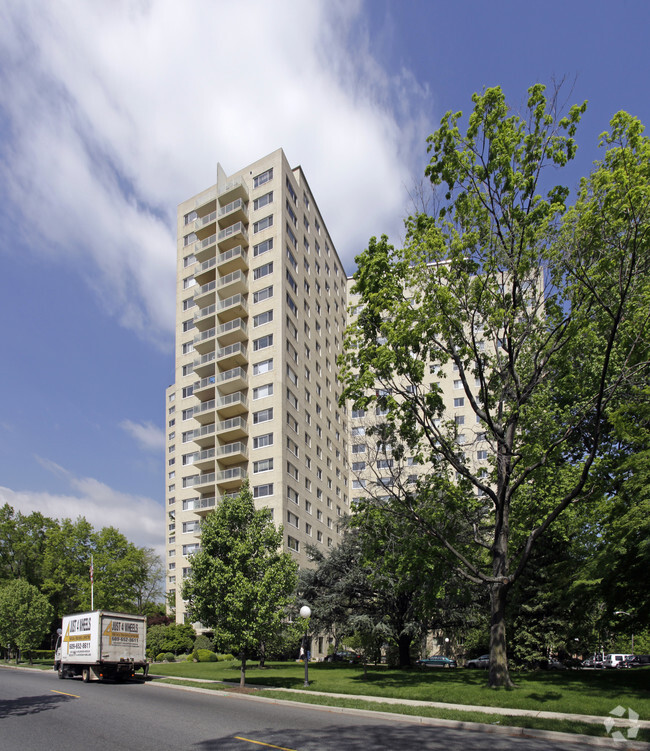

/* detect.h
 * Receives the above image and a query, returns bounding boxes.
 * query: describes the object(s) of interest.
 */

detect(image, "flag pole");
[90,556,94,610]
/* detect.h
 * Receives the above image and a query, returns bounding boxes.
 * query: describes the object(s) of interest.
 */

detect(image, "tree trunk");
[259,640,266,668]
[239,652,246,687]
[488,581,514,688]
[398,632,411,668]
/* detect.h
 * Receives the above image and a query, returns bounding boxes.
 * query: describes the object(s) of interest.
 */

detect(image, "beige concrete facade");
[165,149,349,635]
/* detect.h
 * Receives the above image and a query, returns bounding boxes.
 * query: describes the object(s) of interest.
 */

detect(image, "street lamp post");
[300,605,311,687]
[614,611,634,653]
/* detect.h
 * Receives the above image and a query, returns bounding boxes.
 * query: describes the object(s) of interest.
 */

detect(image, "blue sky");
[1,0,648,556]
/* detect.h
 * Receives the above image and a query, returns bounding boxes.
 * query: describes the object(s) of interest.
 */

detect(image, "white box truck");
[54,610,148,682]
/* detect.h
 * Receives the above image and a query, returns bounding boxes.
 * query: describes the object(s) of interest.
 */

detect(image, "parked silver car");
[466,654,489,668]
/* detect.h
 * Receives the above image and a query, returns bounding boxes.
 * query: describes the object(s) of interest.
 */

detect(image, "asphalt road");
[0,666,606,751]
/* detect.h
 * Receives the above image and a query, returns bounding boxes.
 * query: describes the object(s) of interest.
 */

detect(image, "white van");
[603,653,633,668]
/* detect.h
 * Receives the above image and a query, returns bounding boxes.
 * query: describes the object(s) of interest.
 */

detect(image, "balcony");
[216,391,248,418]
[193,279,216,307]
[194,472,216,490]
[194,233,217,264]
[193,351,215,379]
[216,466,247,489]
[217,441,247,466]
[217,342,247,368]
[217,366,247,395]
[217,293,247,322]
[192,422,216,448]
[193,496,216,517]
[217,245,248,275]
[216,317,247,346]
[194,303,216,331]
[217,416,248,440]
[218,198,248,227]
[194,210,217,241]
[217,222,248,251]
[193,375,216,401]
[194,255,217,287]
[218,176,248,204]
[217,268,247,297]
[194,448,216,472]
[193,326,216,355]
[193,399,215,425]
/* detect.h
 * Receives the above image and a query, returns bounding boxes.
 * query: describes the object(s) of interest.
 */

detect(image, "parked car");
[465,654,490,668]
[624,655,650,668]
[324,650,362,663]
[603,653,633,668]
[581,656,603,668]
[416,655,457,668]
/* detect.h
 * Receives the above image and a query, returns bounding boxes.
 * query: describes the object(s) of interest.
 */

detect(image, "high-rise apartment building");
[165,149,349,628]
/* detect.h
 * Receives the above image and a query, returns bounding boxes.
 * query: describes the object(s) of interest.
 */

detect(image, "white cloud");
[0,0,429,346]
[0,462,163,555]
[120,419,165,452]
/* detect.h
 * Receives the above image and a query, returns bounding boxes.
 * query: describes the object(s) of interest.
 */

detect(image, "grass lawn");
[151,660,650,720]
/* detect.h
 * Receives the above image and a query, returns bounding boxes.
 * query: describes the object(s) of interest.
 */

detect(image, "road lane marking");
[51,690,80,698]
[234,737,297,751]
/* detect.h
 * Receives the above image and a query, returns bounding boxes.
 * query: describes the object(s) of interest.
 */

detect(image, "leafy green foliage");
[0,503,164,622]
[0,579,53,662]
[182,483,298,686]
[340,84,650,687]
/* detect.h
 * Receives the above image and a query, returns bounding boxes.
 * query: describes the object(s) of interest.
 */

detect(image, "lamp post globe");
[299,605,311,687]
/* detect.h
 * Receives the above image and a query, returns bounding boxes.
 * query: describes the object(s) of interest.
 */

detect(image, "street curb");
[146,678,650,750]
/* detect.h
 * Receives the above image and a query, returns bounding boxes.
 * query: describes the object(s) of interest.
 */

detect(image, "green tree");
[0,505,56,586]
[42,517,94,616]
[182,483,298,686]
[340,85,650,687]
[0,579,53,663]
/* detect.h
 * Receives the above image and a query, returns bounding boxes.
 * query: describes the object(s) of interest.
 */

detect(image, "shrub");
[217,653,236,662]
[196,649,217,662]
[194,634,215,651]
[162,652,175,662]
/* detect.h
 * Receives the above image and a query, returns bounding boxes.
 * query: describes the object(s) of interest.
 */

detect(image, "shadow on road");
[0,693,73,719]
[192,723,582,751]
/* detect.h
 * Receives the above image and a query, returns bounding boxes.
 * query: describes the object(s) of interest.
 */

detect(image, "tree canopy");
[0,504,164,623]
[340,84,650,687]
[182,483,299,686]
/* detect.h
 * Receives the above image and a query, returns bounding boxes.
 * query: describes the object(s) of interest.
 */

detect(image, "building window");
[254,483,274,498]
[253,408,273,424]
[253,433,273,449]
[254,458,274,473]
[477,450,488,460]
[253,358,273,375]
[253,383,274,400]
[253,215,273,234]
[253,334,273,351]
[253,167,273,188]
[287,511,299,528]
[254,261,273,280]
[253,285,273,304]
[286,294,298,316]
[287,536,299,552]
[454,397,465,407]
[253,310,273,327]
[351,444,366,454]
[286,176,297,203]
[253,191,273,210]
[253,238,274,258]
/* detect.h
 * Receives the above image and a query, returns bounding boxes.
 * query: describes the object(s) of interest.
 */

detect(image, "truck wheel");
[57,665,65,680]
[82,668,90,683]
